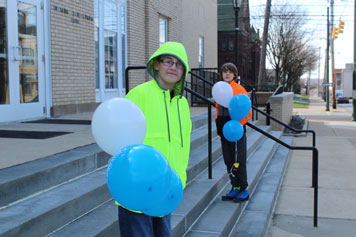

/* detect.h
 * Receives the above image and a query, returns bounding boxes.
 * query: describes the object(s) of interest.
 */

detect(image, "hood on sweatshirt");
[146,42,189,97]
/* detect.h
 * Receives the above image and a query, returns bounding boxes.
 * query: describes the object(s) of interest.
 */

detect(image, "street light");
[232,0,242,66]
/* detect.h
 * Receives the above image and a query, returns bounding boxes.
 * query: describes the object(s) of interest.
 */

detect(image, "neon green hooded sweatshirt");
[126,41,192,191]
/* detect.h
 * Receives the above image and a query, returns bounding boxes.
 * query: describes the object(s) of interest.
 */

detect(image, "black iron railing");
[125,66,319,227]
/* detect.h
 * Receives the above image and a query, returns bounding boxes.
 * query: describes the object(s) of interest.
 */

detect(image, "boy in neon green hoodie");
[119,42,192,236]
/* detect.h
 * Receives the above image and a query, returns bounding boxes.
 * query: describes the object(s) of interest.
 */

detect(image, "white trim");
[43,0,51,117]
[98,0,105,101]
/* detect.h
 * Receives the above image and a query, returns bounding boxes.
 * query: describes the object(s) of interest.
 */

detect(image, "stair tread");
[48,200,118,237]
[185,131,282,236]
[229,136,293,237]
[0,168,109,234]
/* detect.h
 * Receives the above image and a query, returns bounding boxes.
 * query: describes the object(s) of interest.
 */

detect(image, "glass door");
[0,0,45,122]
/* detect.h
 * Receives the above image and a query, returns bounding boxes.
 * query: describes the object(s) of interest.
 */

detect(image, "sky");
[248,0,354,79]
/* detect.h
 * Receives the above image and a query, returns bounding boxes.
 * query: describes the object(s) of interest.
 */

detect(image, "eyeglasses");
[160,58,184,70]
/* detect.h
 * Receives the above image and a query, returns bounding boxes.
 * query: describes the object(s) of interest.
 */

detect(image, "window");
[228,39,234,51]
[159,17,167,46]
[199,36,204,68]
[95,0,127,92]
[336,72,341,89]
[94,0,99,89]
[104,0,118,89]
[221,39,227,51]
[0,0,9,104]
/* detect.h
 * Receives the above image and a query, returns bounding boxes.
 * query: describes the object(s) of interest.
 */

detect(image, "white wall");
[343,64,353,98]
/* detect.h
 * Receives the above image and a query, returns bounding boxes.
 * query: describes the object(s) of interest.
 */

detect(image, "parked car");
[337,96,350,104]
[335,90,349,104]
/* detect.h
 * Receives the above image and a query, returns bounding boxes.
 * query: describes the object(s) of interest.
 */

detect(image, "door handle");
[12,46,22,61]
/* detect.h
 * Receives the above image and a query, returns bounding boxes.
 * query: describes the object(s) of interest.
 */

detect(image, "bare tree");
[257,0,272,86]
[266,3,318,92]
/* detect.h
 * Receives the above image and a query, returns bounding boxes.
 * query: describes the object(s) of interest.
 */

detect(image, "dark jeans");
[118,206,172,237]
[216,116,248,190]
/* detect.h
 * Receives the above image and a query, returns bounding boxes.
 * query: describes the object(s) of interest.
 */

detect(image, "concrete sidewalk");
[268,97,356,236]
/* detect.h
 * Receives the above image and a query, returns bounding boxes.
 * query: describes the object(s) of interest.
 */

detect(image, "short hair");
[220,62,238,81]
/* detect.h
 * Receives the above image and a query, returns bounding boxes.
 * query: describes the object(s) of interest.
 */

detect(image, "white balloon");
[212,81,233,107]
[91,98,146,155]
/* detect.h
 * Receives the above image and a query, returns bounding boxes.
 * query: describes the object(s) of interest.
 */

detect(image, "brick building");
[217,0,260,86]
[0,0,217,122]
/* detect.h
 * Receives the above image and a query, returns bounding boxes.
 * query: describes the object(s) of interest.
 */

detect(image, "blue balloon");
[143,168,183,217]
[228,94,252,121]
[223,120,244,142]
[107,144,171,211]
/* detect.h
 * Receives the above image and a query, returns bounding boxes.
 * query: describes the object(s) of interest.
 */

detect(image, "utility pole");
[257,0,272,88]
[353,0,356,120]
[318,47,321,97]
[326,7,330,111]
[330,0,337,109]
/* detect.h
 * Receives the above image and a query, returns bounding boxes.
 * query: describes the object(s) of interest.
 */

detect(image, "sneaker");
[233,189,249,202]
[222,187,240,201]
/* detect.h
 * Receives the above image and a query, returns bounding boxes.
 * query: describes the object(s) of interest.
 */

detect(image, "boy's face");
[222,69,235,83]
[154,55,184,90]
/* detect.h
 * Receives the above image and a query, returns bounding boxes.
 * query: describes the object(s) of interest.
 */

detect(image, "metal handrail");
[252,105,316,147]
[246,122,318,227]
[189,71,258,121]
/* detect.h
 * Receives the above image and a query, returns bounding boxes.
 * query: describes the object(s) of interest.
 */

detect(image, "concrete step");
[0,114,222,237]
[0,144,110,208]
[47,200,119,237]
[229,136,293,237]
[45,126,270,237]
[184,131,283,237]
[0,113,217,208]
[0,167,111,237]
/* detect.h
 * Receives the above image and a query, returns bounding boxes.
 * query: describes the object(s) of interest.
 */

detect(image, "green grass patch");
[293,102,309,108]
[293,94,309,108]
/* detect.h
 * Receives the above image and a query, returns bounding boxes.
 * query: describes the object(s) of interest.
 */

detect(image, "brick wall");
[182,0,217,69]
[269,92,293,131]
[127,0,183,90]
[50,0,96,115]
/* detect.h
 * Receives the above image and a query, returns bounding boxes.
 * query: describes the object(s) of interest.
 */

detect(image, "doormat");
[0,130,73,139]
[23,119,91,125]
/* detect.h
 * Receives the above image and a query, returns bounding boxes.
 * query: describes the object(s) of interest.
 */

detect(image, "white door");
[0,0,45,123]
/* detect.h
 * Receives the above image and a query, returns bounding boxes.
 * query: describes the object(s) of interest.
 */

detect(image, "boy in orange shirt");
[215,62,251,202]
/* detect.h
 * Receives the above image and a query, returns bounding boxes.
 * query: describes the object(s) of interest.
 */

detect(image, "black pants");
[216,116,248,190]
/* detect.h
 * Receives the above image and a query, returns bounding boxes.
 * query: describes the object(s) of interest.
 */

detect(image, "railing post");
[208,104,212,179]
[251,92,255,121]
[266,102,270,125]
[313,148,319,227]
